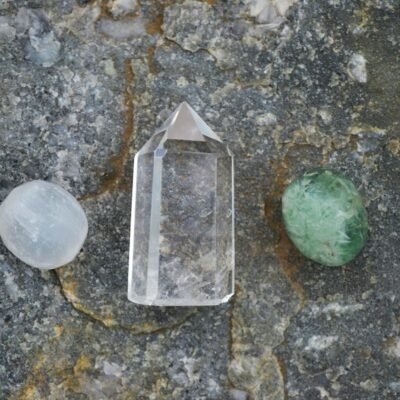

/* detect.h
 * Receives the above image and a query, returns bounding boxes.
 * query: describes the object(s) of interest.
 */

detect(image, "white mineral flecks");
[348,52,367,83]
[109,0,138,17]
[305,335,339,351]
[245,0,298,27]
[28,30,61,67]
[96,18,145,40]
[0,180,88,270]
[0,16,16,43]
[255,112,277,126]
[16,8,61,67]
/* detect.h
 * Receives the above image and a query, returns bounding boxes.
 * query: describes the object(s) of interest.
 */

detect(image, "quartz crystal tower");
[128,102,234,306]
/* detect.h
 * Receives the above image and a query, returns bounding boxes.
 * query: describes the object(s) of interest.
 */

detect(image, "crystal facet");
[282,169,368,267]
[128,102,234,306]
[0,180,88,270]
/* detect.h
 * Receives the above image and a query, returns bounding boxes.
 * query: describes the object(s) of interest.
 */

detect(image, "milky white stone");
[0,180,88,270]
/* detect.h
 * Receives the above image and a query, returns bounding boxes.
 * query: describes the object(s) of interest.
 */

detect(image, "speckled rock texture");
[0,1,399,399]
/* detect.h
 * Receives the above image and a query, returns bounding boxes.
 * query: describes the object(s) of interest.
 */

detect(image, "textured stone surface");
[0,180,88,270]
[1,0,399,399]
[282,169,368,267]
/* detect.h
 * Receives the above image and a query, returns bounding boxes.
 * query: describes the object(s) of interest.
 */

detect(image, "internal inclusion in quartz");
[128,102,234,306]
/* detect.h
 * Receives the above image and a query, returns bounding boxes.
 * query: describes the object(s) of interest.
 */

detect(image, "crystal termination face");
[128,102,234,306]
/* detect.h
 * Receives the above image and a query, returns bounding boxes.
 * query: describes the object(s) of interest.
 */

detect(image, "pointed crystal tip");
[155,102,222,142]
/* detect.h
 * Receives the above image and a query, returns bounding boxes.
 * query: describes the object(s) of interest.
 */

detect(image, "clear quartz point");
[128,102,234,306]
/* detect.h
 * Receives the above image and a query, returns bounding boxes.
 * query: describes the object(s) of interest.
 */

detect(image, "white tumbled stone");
[0,180,88,270]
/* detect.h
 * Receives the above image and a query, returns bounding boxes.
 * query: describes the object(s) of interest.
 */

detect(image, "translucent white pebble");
[0,180,88,270]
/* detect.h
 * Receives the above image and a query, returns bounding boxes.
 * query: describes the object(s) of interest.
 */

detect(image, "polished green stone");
[282,169,368,267]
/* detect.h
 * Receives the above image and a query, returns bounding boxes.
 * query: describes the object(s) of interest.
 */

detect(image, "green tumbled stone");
[282,169,368,267]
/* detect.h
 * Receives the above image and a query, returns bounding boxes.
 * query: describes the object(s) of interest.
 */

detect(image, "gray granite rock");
[1,0,400,399]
